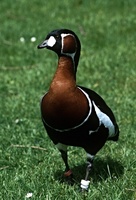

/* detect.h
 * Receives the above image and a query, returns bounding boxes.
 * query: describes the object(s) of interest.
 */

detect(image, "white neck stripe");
[61,33,76,70]
[42,87,92,132]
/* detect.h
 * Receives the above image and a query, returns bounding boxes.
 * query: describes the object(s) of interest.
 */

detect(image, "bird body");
[37,29,119,191]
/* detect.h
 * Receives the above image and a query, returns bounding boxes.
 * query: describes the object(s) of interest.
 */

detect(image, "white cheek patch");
[92,101,115,137]
[47,36,56,47]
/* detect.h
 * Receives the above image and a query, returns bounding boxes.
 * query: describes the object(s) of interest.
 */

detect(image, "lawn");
[0,0,136,199]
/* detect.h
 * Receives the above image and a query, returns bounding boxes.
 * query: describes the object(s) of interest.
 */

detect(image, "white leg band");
[80,179,90,190]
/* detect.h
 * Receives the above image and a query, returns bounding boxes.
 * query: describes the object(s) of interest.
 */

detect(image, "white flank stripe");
[92,101,115,137]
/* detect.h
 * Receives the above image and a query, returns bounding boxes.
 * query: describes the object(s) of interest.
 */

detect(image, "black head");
[37,29,81,72]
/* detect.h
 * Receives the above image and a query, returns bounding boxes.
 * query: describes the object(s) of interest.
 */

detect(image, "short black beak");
[37,39,48,49]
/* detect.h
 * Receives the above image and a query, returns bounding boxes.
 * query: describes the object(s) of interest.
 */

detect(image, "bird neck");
[42,56,89,130]
[49,56,77,93]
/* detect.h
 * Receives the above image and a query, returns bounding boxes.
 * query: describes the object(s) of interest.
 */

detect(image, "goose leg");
[85,154,94,180]
[56,143,73,183]
[81,126,109,191]
[60,150,74,184]
[80,153,94,191]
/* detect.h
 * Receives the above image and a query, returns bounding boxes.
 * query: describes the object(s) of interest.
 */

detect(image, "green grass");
[0,0,136,199]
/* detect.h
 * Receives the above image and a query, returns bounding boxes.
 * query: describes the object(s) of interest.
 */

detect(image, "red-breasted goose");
[37,29,119,191]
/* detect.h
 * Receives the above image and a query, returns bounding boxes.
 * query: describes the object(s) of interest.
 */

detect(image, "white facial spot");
[47,36,56,47]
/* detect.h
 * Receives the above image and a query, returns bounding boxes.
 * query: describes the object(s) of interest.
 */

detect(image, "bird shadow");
[54,156,124,186]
